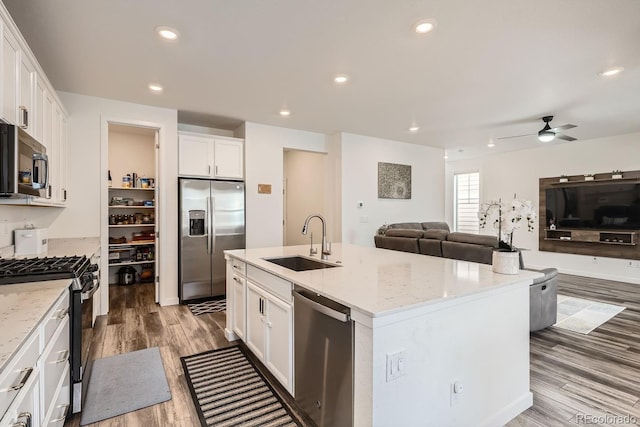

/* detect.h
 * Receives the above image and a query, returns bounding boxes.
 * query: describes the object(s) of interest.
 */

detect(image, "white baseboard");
[160,297,180,306]
[481,391,533,427]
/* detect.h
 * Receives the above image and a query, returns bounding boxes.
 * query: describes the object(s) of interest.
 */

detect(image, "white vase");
[492,250,520,275]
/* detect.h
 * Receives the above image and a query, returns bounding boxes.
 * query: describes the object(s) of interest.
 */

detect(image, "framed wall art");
[378,162,411,199]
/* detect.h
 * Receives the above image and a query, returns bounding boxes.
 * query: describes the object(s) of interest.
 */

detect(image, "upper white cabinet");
[1,22,19,125]
[178,131,244,180]
[0,5,69,206]
[18,52,35,136]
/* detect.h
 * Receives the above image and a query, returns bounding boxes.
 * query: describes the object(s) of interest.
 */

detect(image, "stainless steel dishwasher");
[294,287,354,427]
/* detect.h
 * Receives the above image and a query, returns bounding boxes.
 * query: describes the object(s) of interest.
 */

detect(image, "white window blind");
[454,172,480,233]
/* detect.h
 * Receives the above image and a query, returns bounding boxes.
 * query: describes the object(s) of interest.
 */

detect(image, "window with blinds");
[454,172,480,233]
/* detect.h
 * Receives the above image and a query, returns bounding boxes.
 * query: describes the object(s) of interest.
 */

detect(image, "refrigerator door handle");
[206,196,212,254]
[210,196,216,254]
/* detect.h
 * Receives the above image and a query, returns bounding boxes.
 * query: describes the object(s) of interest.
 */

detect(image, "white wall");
[446,132,640,283]
[55,91,179,310]
[340,133,445,246]
[0,205,64,248]
[244,122,333,248]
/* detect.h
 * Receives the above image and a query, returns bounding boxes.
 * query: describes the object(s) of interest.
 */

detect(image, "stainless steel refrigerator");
[179,178,245,302]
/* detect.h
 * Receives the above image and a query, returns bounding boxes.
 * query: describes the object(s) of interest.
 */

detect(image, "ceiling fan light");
[538,131,555,142]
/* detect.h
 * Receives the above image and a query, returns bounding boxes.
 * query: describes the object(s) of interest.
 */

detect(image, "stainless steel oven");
[71,263,99,413]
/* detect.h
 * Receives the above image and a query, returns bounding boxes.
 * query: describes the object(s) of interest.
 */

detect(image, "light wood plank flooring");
[66,274,640,427]
[509,274,640,427]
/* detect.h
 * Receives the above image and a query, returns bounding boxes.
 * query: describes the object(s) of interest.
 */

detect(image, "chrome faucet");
[302,214,331,260]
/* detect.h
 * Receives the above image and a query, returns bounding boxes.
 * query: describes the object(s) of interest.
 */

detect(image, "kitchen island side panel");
[367,283,531,427]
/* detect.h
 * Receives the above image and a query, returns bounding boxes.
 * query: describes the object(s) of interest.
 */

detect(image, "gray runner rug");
[80,347,172,425]
[181,346,299,427]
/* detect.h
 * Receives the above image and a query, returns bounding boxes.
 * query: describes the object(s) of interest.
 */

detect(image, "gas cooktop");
[0,256,90,285]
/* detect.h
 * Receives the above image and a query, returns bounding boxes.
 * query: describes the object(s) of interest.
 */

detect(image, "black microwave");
[0,123,49,198]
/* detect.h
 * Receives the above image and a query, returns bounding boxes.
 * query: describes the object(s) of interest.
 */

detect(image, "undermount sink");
[263,256,341,272]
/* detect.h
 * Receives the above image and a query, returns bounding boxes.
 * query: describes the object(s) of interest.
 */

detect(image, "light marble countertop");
[1,236,101,260]
[226,243,543,318]
[47,237,100,259]
[0,279,70,371]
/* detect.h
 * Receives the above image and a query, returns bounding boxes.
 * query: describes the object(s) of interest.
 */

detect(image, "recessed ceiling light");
[156,26,180,41]
[598,67,624,77]
[414,19,437,34]
[334,74,349,84]
[409,126,420,132]
[148,83,163,93]
[279,109,291,117]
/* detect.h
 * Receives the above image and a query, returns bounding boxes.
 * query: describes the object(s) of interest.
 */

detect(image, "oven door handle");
[81,276,100,302]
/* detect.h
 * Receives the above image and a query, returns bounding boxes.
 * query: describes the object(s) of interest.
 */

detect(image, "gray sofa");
[374,221,503,265]
[374,221,557,332]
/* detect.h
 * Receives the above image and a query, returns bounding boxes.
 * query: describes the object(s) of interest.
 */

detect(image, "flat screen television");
[545,182,640,230]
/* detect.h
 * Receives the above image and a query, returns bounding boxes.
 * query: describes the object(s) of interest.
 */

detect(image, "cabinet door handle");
[232,264,242,271]
[19,106,28,129]
[54,350,69,364]
[233,277,241,284]
[13,411,31,427]
[55,307,69,320]
[50,404,70,424]
[208,165,211,175]
[215,165,218,175]
[1,367,33,392]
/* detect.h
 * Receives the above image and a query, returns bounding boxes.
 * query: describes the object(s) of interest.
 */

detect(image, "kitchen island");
[225,243,542,427]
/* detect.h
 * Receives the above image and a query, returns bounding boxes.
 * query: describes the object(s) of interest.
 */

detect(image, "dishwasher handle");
[294,290,351,323]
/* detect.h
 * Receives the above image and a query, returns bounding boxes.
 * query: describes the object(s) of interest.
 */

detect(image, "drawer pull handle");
[54,350,69,364]
[50,404,70,423]
[12,411,31,427]
[55,308,69,320]
[232,264,242,270]
[233,277,241,283]
[1,367,33,392]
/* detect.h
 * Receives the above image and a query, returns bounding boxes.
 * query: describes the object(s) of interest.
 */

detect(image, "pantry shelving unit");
[107,125,158,286]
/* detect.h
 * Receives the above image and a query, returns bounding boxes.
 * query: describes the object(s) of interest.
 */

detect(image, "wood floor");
[509,274,640,427]
[65,274,640,427]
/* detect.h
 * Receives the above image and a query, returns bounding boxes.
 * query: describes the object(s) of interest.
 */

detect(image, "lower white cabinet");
[231,274,246,340]
[0,289,70,426]
[245,281,293,393]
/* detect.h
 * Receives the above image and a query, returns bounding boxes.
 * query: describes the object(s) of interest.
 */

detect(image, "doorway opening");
[102,121,160,315]
[283,149,328,246]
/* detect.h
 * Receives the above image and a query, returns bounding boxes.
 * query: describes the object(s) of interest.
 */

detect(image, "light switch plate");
[386,350,406,382]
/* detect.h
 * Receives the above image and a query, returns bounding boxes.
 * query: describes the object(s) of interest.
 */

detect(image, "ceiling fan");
[498,116,577,142]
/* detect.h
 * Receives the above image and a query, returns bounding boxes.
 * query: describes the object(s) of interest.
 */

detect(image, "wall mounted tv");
[545,182,640,230]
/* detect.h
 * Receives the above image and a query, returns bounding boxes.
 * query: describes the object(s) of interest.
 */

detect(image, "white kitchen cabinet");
[0,288,70,427]
[18,52,35,136]
[0,6,70,207]
[1,21,19,125]
[231,274,246,340]
[245,281,293,393]
[178,132,244,179]
[0,368,40,427]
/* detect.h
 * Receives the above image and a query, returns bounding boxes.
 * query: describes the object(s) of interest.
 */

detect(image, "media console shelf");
[539,169,640,260]
[544,229,637,246]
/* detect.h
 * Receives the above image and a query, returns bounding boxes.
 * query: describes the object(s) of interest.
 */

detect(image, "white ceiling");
[4,0,640,160]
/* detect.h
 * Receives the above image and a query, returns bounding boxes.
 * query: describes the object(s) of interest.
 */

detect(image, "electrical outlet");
[592,257,597,264]
[386,350,406,382]
[450,380,464,406]
[627,260,634,268]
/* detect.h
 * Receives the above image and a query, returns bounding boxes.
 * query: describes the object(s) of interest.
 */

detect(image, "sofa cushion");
[419,239,442,256]
[421,222,450,232]
[373,235,420,253]
[441,241,494,264]
[385,228,424,238]
[388,222,422,230]
[446,232,498,248]
[423,229,449,241]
